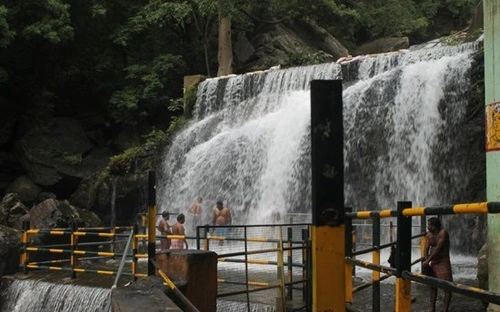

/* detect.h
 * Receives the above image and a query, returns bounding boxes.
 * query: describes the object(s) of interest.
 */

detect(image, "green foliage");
[23,0,74,43]
[0,6,14,48]
[61,153,83,165]
[183,86,198,118]
[360,0,427,38]
[109,54,186,124]
[109,87,139,123]
[111,1,192,46]
[440,31,463,46]
[167,115,187,136]
[108,146,142,175]
[143,129,168,152]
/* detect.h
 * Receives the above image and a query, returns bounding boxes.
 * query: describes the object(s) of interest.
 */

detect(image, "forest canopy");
[0,0,477,131]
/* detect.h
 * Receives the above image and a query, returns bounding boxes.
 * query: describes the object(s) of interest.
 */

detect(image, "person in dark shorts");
[422,217,452,312]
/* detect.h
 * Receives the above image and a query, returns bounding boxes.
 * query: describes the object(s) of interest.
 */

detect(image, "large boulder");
[0,193,29,230]
[236,20,348,72]
[29,198,102,229]
[0,96,20,148]
[15,117,112,196]
[0,225,20,276]
[5,175,41,204]
[354,37,409,56]
[0,152,23,194]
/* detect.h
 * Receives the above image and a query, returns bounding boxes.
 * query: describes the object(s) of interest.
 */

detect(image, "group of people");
[158,202,453,310]
[157,211,188,250]
[156,197,233,250]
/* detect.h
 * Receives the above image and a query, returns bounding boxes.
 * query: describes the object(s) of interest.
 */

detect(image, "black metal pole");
[396,201,412,277]
[148,170,157,276]
[287,227,293,299]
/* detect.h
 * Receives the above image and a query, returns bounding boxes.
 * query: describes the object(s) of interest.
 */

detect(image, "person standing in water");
[422,217,452,312]
[171,213,188,249]
[157,211,172,250]
[188,197,203,234]
[211,200,232,245]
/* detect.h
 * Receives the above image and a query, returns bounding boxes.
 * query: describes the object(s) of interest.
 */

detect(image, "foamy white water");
[158,41,482,255]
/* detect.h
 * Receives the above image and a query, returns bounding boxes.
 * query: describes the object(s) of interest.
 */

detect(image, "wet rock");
[0,225,20,276]
[354,37,409,56]
[0,193,29,229]
[5,175,41,204]
[29,198,102,229]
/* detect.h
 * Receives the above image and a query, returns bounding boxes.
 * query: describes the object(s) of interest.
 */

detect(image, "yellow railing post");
[71,222,77,279]
[345,207,354,304]
[20,220,29,274]
[132,223,138,281]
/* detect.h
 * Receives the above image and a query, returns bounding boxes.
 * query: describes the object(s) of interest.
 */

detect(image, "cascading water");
[0,279,109,312]
[158,41,484,254]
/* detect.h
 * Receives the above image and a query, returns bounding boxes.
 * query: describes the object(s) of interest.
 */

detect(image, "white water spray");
[158,42,481,249]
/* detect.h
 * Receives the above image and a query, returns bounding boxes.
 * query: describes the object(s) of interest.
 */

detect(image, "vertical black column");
[310,79,345,310]
[311,79,344,226]
[148,170,157,276]
[396,201,412,277]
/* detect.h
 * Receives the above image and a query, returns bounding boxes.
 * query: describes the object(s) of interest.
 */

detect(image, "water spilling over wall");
[0,279,109,312]
[158,41,484,254]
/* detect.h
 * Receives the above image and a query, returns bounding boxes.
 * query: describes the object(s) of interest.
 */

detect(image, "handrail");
[103,228,135,312]
[150,259,200,312]
[403,271,500,305]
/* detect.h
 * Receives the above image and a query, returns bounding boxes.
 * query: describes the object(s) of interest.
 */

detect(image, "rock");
[15,118,111,192]
[0,225,20,276]
[0,96,21,147]
[0,193,29,229]
[71,173,149,226]
[5,175,41,203]
[29,198,102,229]
[237,20,348,72]
[354,37,409,56]
[234,32,256,64]
[113,126,140,152]
[0,152,23,193]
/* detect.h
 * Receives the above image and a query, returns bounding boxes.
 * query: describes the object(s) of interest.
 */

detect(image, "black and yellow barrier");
[403,271,500,305]
[150,259,200,312]
[403,201,500,216]
[346,201,500,311]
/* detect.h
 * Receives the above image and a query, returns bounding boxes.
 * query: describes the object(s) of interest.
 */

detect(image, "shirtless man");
[171,213,188,249]
[422,217,452,312]
[188,197,203,233]
[212,200,232,245]
[157,211,171,250]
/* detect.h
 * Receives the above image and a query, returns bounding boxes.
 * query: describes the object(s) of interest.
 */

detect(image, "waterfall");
[158,41,483,252]
[0,279,109,312]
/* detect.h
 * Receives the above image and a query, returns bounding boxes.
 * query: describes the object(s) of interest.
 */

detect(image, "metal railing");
[345,201,500,311]
[192,223,311,311]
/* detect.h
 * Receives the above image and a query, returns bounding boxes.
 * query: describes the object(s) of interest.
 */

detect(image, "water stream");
[0,278,109,312]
